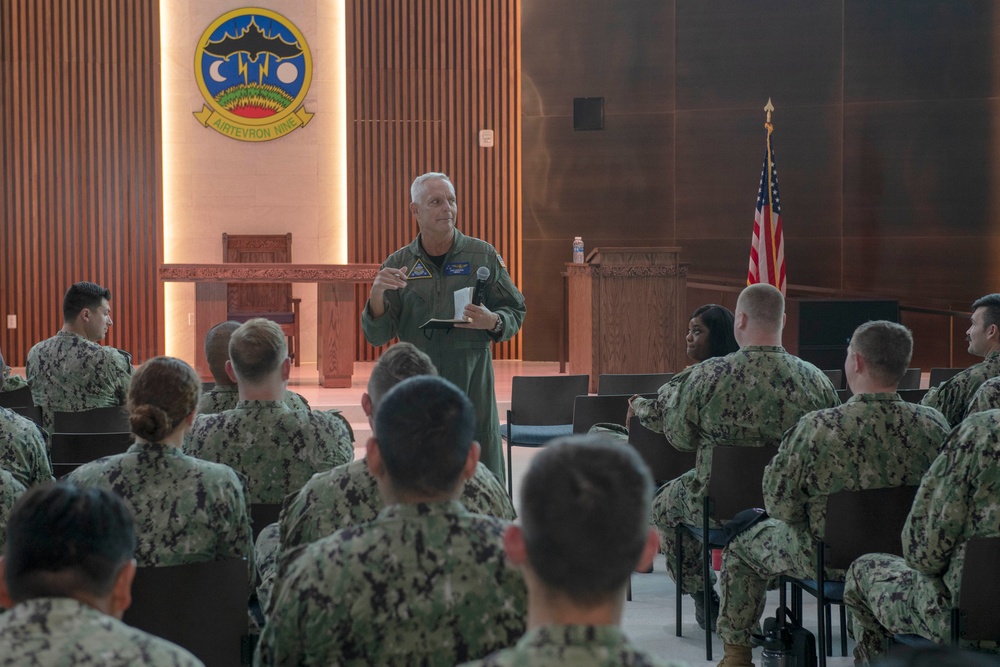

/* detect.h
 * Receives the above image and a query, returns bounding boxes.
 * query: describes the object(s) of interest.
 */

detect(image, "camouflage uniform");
[197,385,310,415]
[362,230,527,484]
[25,331,132,434]
[0,597,203,667]
[67,442,254,573]
[256,458,516,611]
[255,500,527,667]
[0,467,26,555]
[920,350,1000,426]
[183,400,354,504]
[629,365,696,434]
[967,375,1000,415]
[716,393,950,647]
[0,362,28,392]
[844,410,1000,660]
[650,346,839,594]
[460,625,691,667]
[0,406,53,487]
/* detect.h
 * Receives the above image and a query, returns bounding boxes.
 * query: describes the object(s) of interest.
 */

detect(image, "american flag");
[747,123,785,295]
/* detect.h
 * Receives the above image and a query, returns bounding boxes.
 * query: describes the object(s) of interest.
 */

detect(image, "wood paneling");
[346,0,521,361]
[1,0,162,366]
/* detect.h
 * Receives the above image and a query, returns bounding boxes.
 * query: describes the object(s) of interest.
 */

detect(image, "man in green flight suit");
[362,172,526,485]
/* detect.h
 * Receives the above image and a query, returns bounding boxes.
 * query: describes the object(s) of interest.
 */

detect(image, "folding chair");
[0,385,33,408]
[676,444,778,660]
[626,417,696,485]
[500,374,589,496]
[785,485,919,667]
[597,373,673,396]
[124,557,251,667]
[9,405,43,429]
[50,431,134,478]
[53,406,129,433]
[928,367,964,387]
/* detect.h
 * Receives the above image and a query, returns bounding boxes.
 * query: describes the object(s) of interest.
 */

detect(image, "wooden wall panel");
[1,0,162,366]
[346,0,521,361]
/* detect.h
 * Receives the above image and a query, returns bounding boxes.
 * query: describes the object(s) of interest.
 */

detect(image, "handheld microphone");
[472,266,490,305]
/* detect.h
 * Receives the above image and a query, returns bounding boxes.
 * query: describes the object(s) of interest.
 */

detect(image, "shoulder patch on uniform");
[496,253,506,269]
[408,259,432,279]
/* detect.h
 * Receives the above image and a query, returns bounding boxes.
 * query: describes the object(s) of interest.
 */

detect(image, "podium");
[566,247,687,393]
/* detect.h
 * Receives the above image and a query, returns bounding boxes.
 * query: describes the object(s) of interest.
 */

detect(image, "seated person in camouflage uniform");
[650,284,839,631]
[197,320,309,415]
[0,468,26,555]
[256,341,514,613]
[256,375,527,666]
[967,374,1000,415]
[184,318,354,504]
[68,356,253,574]
[714,321,950,667]
[920,293,1000,426]
[0,406,52,488]
[0,348,28,392]
[461,435,689,667]
[0,482,203,666]
[844,408,1000,663]
[26,281,133,435]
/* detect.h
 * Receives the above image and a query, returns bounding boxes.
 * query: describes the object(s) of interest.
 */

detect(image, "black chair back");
[706,445,778,520]
[53,406,129,433]
[597,373,673,396]
[897,388,929,404]
[509,375,589,427]
[822,369,843,390]
[929,367,964,387]
[50,432,133,478]
[898,368,922,390]
[627,417,695,484]
[0,385,33,408]
[955,537,1000,642]
[250,503,281,542]
[821,485,919,571]
[572,393,653,434]
[124,558,250,667]
[9,405,43,428]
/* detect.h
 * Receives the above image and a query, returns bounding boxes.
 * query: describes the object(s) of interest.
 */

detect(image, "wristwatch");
[491,314,504,335]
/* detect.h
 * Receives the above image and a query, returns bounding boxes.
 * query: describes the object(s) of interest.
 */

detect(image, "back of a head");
[520,435,654,605]
[374,375,475,497]
[691,304,739,359]
[367,342,438,412]
[4,482,136,602]
[128,356,201,442]
[63,281,111,322]
[410,171,452,202]
[204,321,241,385]
[737,283,785,332]
[851,320,912,387]
[972,293,1000,329]
[229,318,287,384]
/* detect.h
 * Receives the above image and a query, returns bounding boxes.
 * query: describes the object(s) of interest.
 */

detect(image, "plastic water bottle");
[572,237,585,263]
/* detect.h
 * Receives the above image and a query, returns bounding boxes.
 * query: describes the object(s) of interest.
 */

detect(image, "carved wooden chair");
[223,233,301,366]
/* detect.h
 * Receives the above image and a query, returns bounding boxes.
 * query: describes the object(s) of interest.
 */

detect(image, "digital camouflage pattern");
[967,376,1000,415]
[362,229,527,484]
[649,346,839,594]
[0,598,203,667]
[0,362,27,392]
[67,442,254,573]
[0,467,26,555]
[256,458,517,611]
[256,500,527,667]
[183,400,354,504]
[844,409,1000,660]
[629,365,696,434]
[25,331,132,434]
[716,393,950,647]
[460,625,691,667]
[0,407,53,488]
[197,384,310,415]
[920,349,1000,426]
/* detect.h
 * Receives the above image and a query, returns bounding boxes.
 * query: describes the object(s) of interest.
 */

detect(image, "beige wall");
[161,0,346,364]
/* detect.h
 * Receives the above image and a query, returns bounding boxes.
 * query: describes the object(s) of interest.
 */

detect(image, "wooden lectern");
[566,247,687,393]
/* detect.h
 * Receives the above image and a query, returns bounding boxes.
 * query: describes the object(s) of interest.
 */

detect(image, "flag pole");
[763,98,780,292]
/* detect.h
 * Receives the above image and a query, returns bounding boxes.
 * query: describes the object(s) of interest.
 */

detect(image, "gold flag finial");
[764,98,774,124]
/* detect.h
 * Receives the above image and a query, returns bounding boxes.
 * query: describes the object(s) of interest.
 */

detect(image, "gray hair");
[410,172,453,202]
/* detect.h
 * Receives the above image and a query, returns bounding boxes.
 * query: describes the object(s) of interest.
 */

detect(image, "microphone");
[472,266,490,305]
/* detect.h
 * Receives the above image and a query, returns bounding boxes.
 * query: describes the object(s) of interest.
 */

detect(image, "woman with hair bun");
[68,356,253,571]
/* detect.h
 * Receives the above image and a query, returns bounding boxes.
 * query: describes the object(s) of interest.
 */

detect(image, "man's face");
[411,178,457,238]
[84,299,113,342]
[967,307,991,357]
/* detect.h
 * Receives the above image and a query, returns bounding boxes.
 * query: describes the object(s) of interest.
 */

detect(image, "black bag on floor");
[751,605,817,667]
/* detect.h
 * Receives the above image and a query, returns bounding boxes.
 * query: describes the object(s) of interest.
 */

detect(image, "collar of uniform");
[737,345,786,354]
[516,624,630,651]
[6,596,110,627]
[209,385,238,394]
[844,392,902,404]
[375,499,469,521]
[55,330,89,343]
[233,399,289,411]
[126,441,186,457]
[986,350,1000,361]
[410,229,468,259]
